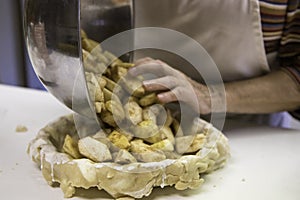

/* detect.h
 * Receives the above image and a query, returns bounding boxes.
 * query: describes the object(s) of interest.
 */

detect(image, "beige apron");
[133,0,291,128]
[134,0,269,81]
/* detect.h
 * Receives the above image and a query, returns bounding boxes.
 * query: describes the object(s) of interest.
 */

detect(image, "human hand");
[129,57,212,114]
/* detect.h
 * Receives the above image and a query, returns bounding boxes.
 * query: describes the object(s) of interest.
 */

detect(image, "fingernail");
[157,93,167,104]
[157,93,164,100]
[142,80,152,90]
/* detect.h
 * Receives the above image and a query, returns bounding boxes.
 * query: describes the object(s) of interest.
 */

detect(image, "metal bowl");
[23,0,133,129]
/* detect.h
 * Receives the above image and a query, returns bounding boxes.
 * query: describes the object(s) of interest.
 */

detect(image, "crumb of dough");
[241,178,246,182]
[15,125,28,132]
[116,197,135,200]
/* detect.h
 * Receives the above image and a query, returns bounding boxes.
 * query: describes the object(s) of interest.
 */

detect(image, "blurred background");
[1,0,299,129]
[0,0,44,90]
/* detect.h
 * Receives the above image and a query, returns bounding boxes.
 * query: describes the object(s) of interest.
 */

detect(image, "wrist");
[207,85,227,113]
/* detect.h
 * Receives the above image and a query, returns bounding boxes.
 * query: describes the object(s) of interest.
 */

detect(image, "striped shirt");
[259,0,300,118]
[259,0,300,74]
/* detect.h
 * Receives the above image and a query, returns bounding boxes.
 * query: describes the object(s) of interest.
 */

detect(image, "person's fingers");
[134,57,154,66]
[129,60,181,78]
[129,61,164,76]
[155,59,182,76]
[143,76,178,91]
[157,86,198,104]
[157,90,178,104]
[157,86,187,103]
[156,85,203,114]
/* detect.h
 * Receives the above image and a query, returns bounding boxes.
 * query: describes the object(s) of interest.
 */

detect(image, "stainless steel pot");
[24,0,133,131]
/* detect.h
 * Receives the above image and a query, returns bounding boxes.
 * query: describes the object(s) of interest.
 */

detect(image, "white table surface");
[0,84,300,200]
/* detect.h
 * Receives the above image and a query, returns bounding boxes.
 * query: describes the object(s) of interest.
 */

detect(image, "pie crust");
[28,114,230,199]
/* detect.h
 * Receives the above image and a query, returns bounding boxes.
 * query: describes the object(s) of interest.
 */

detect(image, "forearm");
[225,70,300,114]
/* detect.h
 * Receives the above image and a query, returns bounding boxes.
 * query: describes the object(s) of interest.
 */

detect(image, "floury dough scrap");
[27,31,230,199]
[15,125,28,132]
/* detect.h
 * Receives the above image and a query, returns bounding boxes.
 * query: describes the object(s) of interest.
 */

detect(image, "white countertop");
[0,84,299,200]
